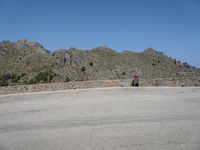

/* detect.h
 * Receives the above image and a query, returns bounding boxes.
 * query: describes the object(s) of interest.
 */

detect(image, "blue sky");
[0,0,200,67]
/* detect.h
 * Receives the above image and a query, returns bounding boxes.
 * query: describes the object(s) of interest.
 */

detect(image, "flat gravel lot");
[0,87,200,150]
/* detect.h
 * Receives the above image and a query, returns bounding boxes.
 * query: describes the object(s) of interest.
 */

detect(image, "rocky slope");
[0,40,199,86]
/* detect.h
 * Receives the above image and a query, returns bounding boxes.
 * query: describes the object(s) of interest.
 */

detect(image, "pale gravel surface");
[0,87,200,150]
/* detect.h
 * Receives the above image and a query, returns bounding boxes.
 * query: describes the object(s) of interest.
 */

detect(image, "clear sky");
[0,0,200,67]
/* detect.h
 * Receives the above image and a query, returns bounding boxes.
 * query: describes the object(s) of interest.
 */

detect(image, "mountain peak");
[143,48,157,53]
[16,39,50,54]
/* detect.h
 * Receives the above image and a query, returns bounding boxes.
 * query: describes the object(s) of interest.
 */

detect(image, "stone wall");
[0,78,200,94]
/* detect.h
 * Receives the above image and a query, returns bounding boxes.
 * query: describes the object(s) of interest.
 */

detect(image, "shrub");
[0,75,8,86]
[0,80,8,86]
[65,76,71,82]
[35,71,48,83]
[174,59,177,65]
[89,62,93,66]
[2,73,11,80]
[21,73,26,77]
[183,63,190,69]
[34,70,54,83]
[22,80,28,85]
[81,67,86,71]
[10,73,20,83]
[0,73,21,86]
[49,73,54,82]
[29,78,36,84]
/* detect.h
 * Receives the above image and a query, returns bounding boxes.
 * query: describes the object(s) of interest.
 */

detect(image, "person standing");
[132,74,140,87]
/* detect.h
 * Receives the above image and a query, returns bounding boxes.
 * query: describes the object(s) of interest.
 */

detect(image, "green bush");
[89,62,93,66]
[29,78,36,84]
[0,76,8,86]
[65,76,71,82]
[183,63,190,69]
[10,74,20,83]
[0,73,21,86]
[22,80,28,85]
[0,71,55,85]
[174,59,177,65]
[35,71,48,83]
[2,73,11,80]
[81,67,86,71]
[49,73,54,82]
[34,70,54,83]
[21,73,26,77]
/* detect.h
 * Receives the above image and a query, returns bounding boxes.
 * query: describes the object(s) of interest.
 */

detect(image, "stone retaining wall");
[0,78,200,94]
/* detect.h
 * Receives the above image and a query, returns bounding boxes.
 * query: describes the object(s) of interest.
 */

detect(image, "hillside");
[0,40,199,86]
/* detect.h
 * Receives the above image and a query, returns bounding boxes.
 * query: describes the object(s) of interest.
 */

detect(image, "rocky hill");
[0,40,199,86]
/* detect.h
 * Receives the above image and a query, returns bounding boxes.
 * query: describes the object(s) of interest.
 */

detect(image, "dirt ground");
[0,87,200,150]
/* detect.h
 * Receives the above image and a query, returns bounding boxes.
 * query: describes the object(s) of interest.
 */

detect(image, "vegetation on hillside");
[0,73,20,86]
[0,40,199,86]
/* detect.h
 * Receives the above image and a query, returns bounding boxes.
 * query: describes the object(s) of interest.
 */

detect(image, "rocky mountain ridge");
[0,40,199,86]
